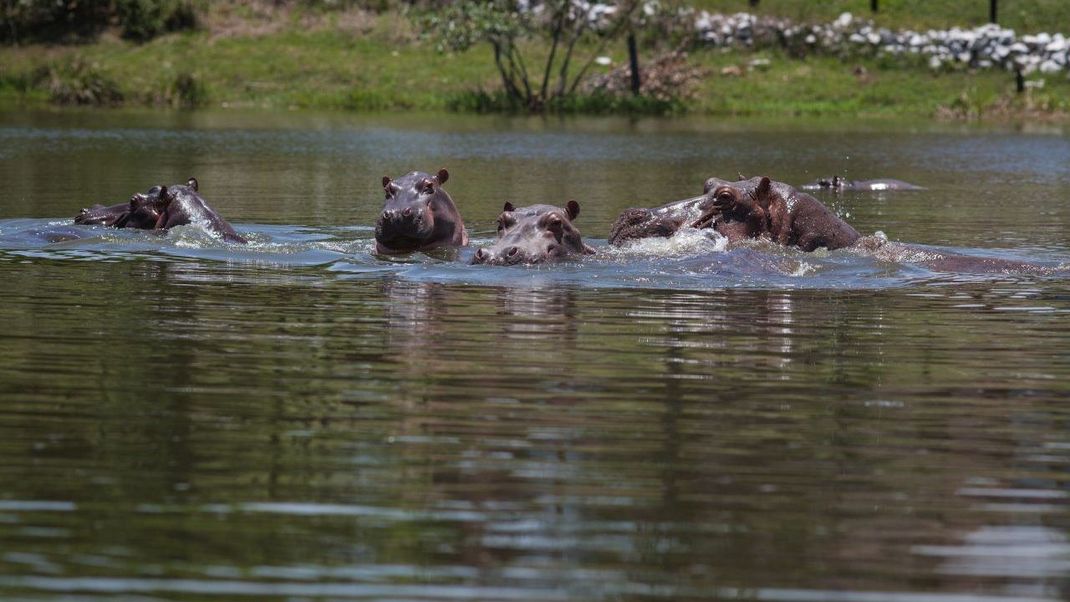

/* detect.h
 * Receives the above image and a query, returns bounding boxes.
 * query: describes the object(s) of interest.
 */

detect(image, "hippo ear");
[737,172,747,181]
[565,200,580,221]
[436,168,449,185]
[382,176,392,190]
[755,177,773,202]
[503,201,515,212]
[187,177,198,191]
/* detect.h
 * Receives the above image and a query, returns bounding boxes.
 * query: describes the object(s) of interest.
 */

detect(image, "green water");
[0,110,1069,601]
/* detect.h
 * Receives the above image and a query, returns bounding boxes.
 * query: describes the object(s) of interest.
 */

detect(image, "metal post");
[871,0,878,12]
[990,0,998,23]
[1015,68,1024,94]
[749,0,759,7]
[627,33,641,96]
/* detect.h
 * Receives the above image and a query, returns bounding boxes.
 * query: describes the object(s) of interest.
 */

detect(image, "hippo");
[144,178,246,243]
[74,186,167,229]
[376,168,468,254]
[704,176,861,252]
[800,176,925,192]
[608,195,709,247]
[608,178,772,247]
[471,201,596,265]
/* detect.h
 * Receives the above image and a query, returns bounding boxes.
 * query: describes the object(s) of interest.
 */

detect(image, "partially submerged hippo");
[376,169,468,254]
[471,201,595,265]
[608,195,709,247]
[75,178,245,243]
[704,176,861,252]
[609,176,860,252]
[145,178,246,243]
[800,176,925,192]
[74,186,167,229]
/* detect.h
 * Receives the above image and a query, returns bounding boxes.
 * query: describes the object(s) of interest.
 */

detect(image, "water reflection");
[2,111,1070,601]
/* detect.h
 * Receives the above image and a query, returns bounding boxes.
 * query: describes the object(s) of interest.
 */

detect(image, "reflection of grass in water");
[0,9,1068,118]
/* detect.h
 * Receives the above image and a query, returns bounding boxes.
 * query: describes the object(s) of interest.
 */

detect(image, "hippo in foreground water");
[471,201,595,265]
[800,176,925,192]
[75,178,245,243]
[704,176,861,252]
[144,178,246,243]
[376,169,468,254]
[609,176,860,252]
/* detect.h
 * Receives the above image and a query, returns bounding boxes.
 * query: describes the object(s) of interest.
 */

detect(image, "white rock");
[1039,60,1061,73]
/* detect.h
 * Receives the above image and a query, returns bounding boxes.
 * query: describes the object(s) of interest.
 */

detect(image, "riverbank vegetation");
[1,0,1068,120]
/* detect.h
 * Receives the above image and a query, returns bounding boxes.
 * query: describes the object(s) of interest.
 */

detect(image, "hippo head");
[375,169,450,253]
[472,201,595,265]
[75,184,170,229]
[146,177,202,230]
[75,202,130,227]
[608,206,687,246]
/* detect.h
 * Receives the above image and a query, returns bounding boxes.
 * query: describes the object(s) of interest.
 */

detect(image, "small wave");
[606,227,728,258]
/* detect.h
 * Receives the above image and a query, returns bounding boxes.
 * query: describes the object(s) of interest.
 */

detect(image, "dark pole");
[749,0,758,7]
[1015,68,1024,94]
[871,0,878,12]
[990,0,998,23]
[627,32,641,96]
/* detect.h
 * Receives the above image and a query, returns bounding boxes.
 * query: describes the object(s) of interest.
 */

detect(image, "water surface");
[1,110,1069,601]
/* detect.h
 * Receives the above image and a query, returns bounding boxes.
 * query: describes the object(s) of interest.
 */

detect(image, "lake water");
[1,109,1069,601]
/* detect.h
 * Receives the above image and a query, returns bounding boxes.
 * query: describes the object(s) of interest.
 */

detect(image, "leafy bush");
[47,59,124,106]
[1,0,197,44]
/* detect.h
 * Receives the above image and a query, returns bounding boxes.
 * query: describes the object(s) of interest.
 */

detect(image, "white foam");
[610,228,728,258]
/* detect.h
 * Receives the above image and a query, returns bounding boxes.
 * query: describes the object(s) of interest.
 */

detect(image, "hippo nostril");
[473,248,487,264]
[507,246,518,257]
[402,207,412,218]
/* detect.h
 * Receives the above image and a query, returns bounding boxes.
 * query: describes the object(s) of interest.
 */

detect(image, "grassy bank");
[1,6,1068,120]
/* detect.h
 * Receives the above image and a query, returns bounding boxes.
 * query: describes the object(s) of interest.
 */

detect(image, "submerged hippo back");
[473,201,595,265]
[801,176,925,192]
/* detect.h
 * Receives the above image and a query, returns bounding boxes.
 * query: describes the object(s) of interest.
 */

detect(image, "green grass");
[1,7,1068,120]
[691,0,1070,34]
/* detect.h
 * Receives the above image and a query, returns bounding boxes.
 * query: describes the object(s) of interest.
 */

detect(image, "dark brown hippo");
[74,185,167,229]
[376,168,468,255]
[608,178,773,247]
[608,195,709,247]
[163,179,247,243]
[702,176,861,252]
[471,201,595,265]
[800,176,925,192]
[129,177,247,243]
